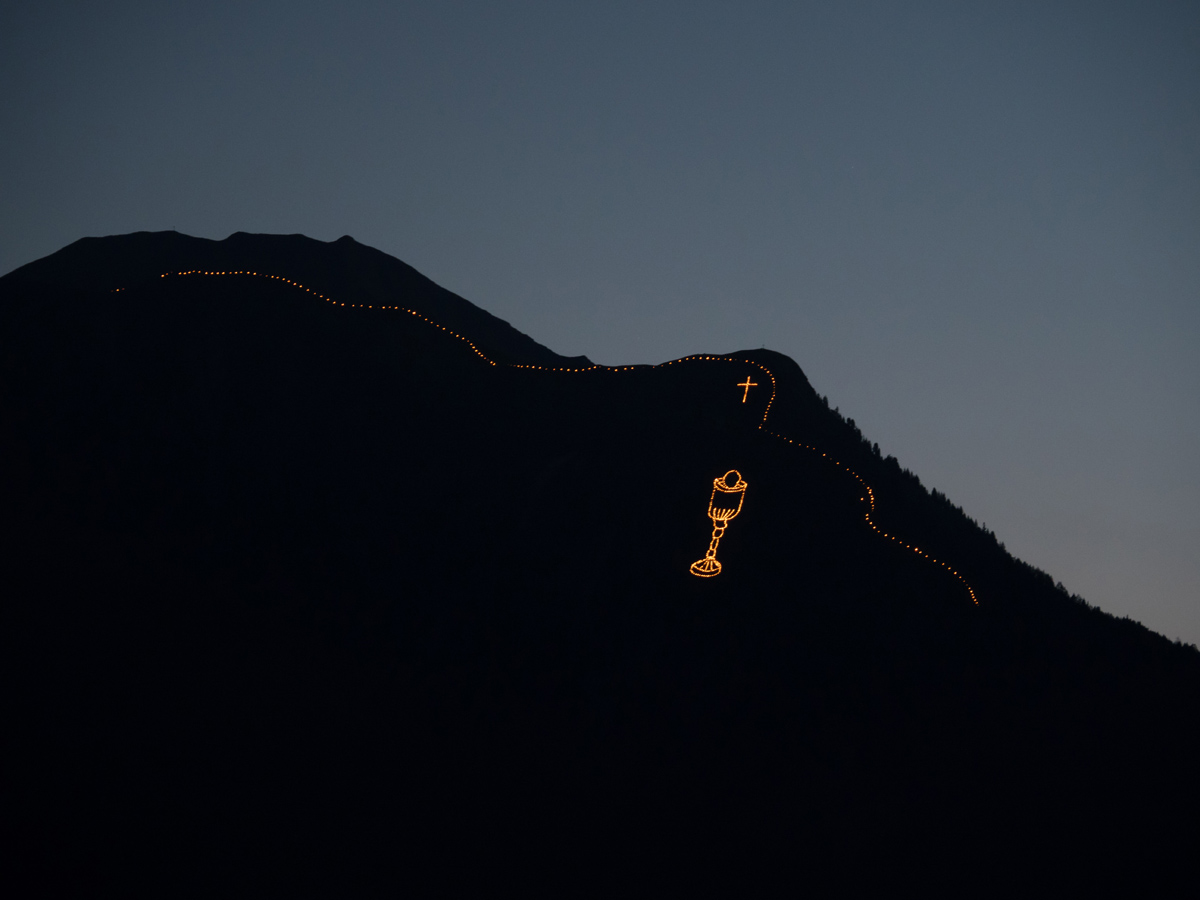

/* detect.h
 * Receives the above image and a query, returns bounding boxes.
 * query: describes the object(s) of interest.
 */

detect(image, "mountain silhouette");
[3,232,1197,892]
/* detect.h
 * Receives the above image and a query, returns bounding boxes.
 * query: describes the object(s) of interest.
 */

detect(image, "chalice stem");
[690,518,729,576]
[706,520,727,559]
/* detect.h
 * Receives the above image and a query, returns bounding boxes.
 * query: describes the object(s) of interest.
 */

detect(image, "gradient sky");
[4,1,1198,643]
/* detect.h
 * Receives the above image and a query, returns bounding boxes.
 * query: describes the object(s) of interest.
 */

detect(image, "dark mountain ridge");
[2,232,1197,892]
[5,230,589,368]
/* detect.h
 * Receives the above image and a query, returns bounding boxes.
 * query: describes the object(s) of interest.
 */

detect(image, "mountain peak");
[5,230,587,368]
[3,230,1198,887]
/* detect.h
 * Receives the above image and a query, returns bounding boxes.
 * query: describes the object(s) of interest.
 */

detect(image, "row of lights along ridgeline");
[133,270,977,604]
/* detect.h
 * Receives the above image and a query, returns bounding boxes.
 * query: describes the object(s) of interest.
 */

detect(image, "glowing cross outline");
[738,376,758,402]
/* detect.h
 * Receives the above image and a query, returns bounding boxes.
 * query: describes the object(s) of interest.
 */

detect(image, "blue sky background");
[3,1,1198,642]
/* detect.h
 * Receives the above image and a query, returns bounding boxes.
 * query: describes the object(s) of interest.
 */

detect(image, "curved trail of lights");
[136,270,979,606]
[760,429,979,605]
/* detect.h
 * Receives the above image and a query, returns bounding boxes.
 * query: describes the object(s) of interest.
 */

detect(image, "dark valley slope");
[2,232,1197,892]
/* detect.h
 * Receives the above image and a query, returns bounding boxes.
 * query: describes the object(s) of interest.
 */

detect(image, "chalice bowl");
[690,469,748,577]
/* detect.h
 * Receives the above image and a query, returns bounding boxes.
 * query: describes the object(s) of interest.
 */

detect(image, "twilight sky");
[3,1,1198,643]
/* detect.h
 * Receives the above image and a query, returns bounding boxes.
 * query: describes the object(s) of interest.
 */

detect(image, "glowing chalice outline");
[690,470,748,577]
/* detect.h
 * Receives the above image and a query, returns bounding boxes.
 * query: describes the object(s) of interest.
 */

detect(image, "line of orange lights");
[761,428,979,605]
[152,270,497,365]
[132,269,977,605]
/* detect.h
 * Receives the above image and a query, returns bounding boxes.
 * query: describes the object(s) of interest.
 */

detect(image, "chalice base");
[690,557,722,577]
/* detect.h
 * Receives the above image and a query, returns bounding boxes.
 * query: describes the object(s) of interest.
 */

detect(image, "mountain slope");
[2,232,1197,891]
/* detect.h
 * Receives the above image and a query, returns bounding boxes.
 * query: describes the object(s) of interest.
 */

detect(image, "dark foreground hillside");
[3,232,1198,892]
